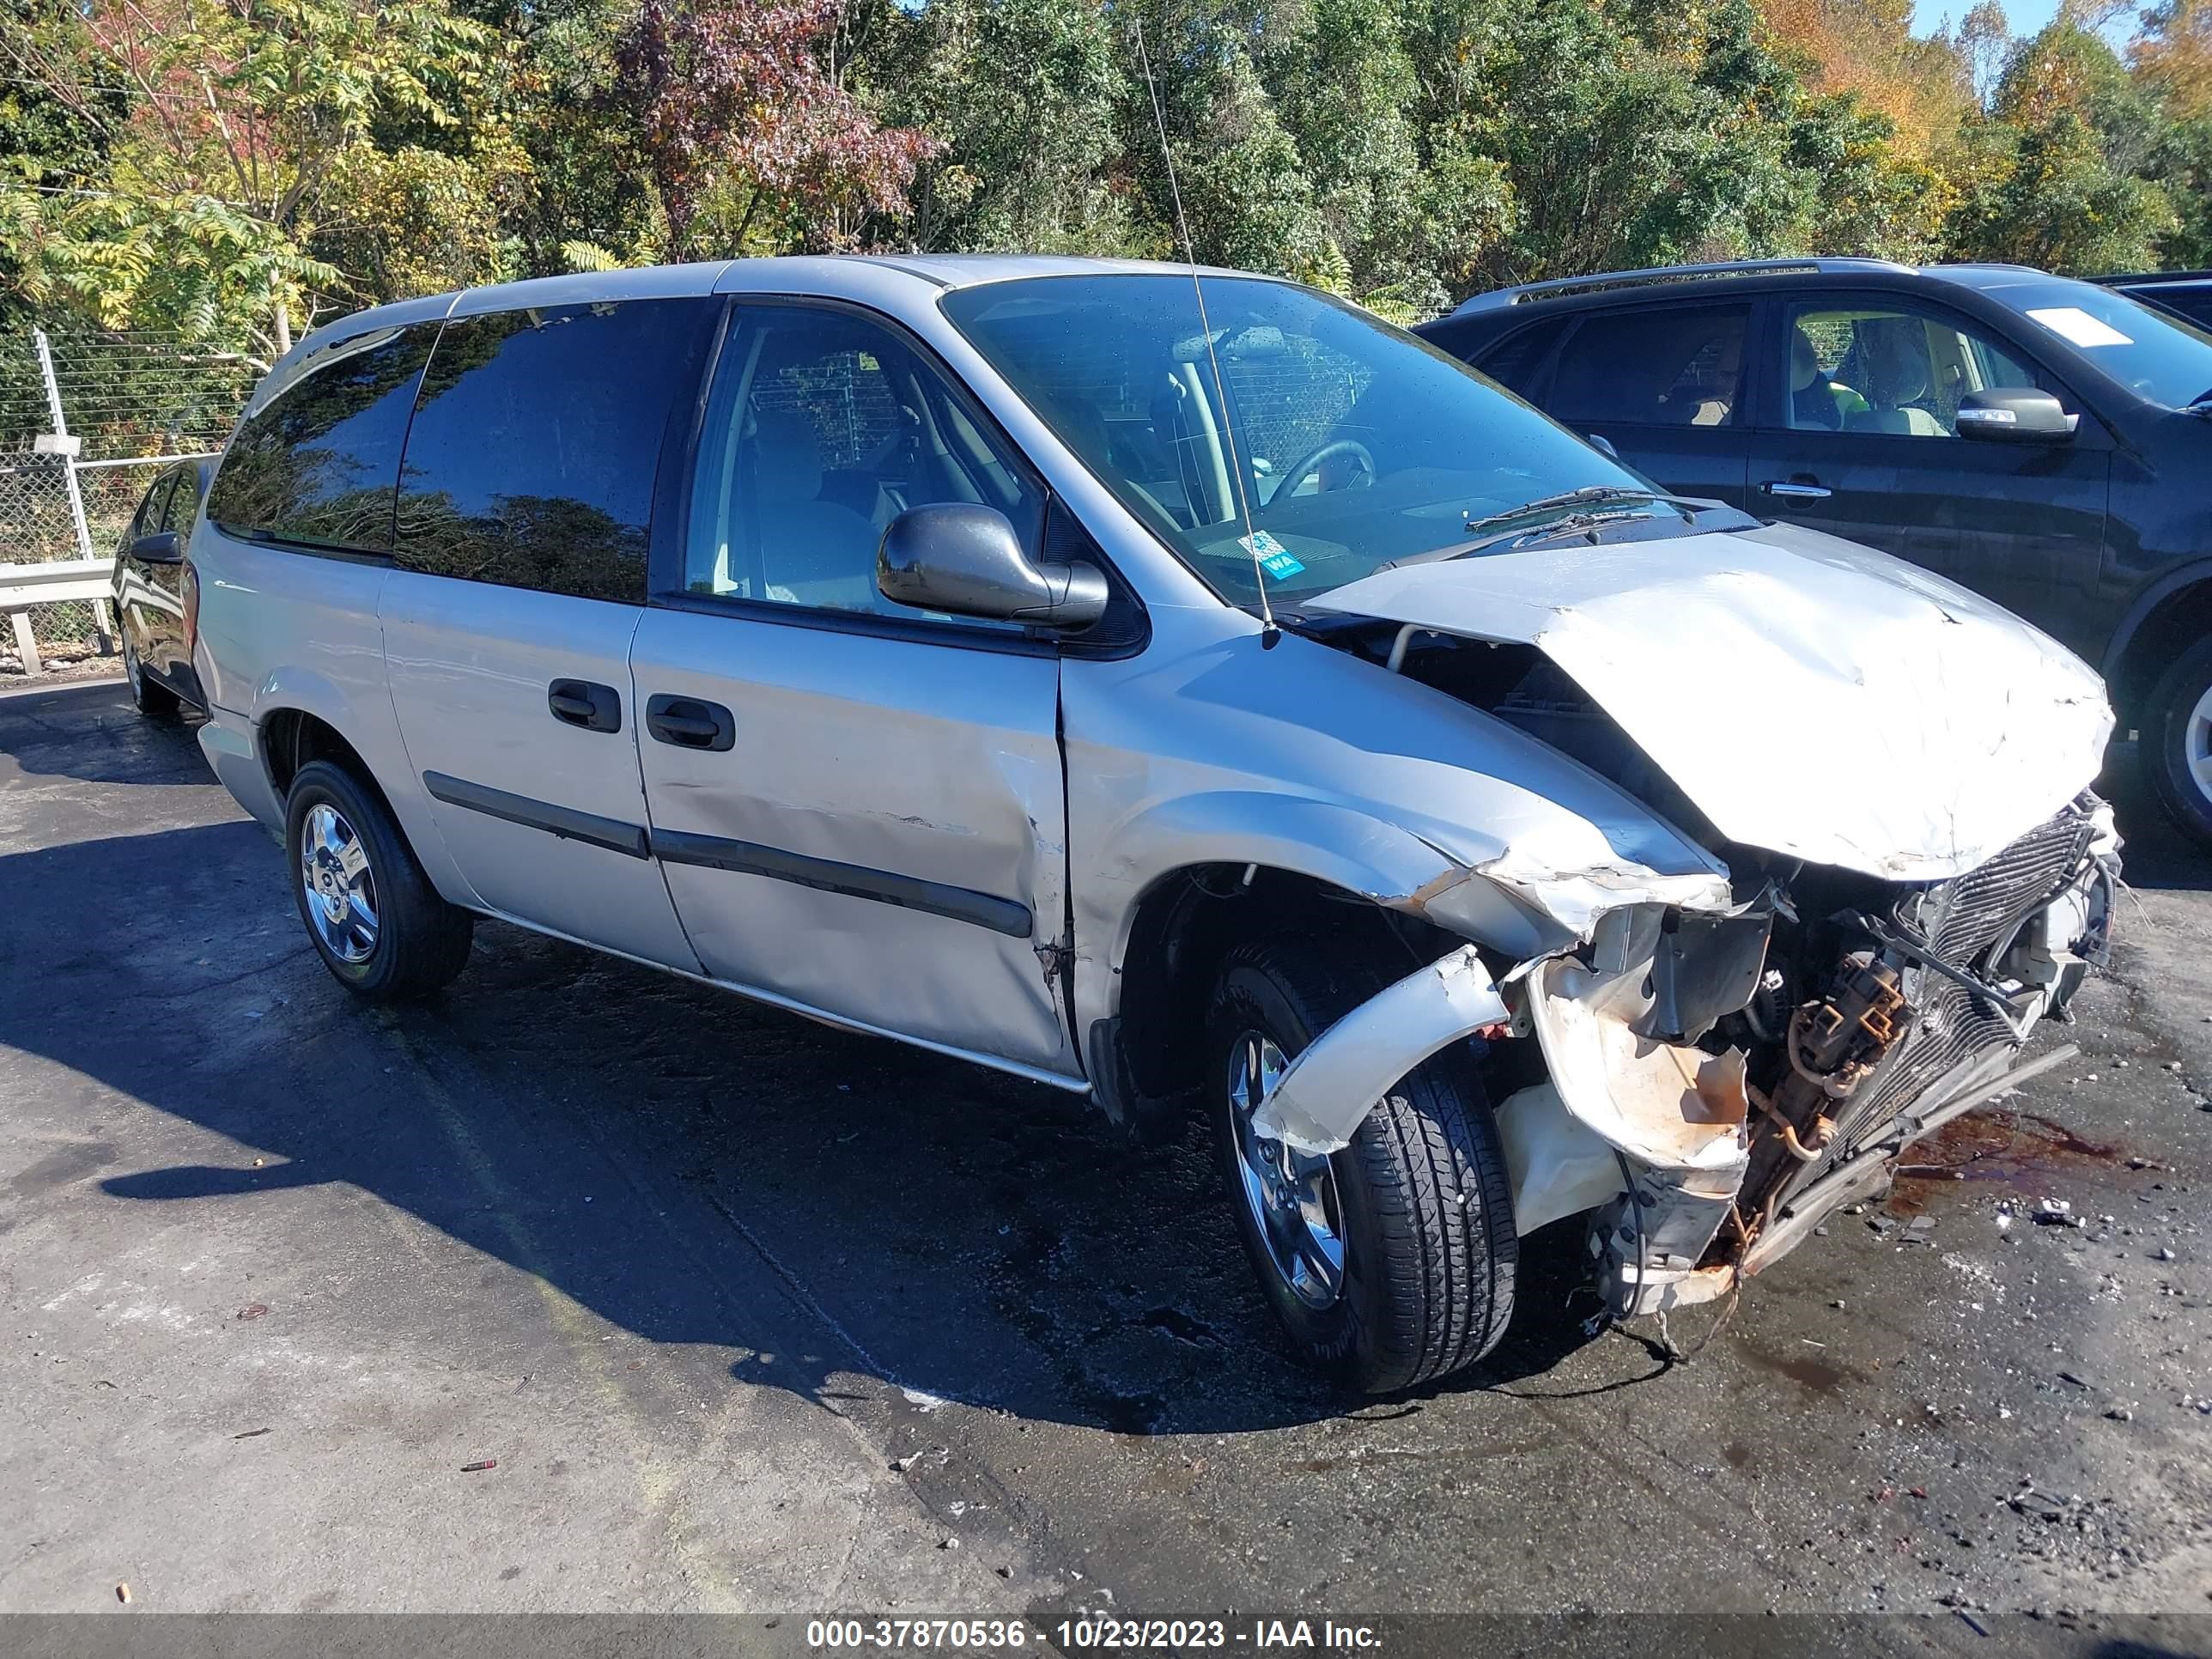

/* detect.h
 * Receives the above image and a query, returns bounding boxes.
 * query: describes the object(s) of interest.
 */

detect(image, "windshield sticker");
[2027,307,2134,349]
[1240,530,1305,578]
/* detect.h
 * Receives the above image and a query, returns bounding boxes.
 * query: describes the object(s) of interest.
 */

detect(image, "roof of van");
[280,254,1271,376]
[322,254,1254,331]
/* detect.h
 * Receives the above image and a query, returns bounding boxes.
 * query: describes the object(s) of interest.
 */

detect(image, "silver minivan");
[188,256,2118,1392]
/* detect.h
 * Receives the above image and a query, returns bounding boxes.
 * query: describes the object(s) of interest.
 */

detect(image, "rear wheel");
[2145,635,2212,848]
[285,759,472,1000]
[123,633,178,718]
[1206,935,1517,1394]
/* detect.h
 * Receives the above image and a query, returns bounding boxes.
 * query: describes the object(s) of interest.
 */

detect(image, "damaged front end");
[1528,795,2118,1315]
[1265,524,2125,1318]
[1259,794,2118,1317]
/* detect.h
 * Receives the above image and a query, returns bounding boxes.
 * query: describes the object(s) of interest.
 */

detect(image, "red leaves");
[617,0,938,254]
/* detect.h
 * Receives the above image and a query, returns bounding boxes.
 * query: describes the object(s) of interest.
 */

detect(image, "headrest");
[752,405,824,500]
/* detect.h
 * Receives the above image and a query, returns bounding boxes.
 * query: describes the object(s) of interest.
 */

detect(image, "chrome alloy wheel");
[300,801,379,964]
[2188,680,2212,811]
[123,636,143,698]
[1227,1031,1347,1310]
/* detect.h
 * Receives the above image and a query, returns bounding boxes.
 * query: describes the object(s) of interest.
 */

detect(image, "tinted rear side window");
[393,299,718,604]
[207,325,439,552]
[1547,305,1749,428]
[1474,317,1570,400]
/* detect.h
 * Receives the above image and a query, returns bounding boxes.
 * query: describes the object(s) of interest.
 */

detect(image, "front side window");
[682,302,1042,623]
[1548,305,1749,428]
[393,298,718,604]
[207,325,438,552]
[939,275,1665,607]
[1784,301,2044,437]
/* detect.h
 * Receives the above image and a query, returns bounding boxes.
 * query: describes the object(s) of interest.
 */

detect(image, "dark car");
[1417,258,2212,844]
[2097,270,2212,331]
[111,456,211,717]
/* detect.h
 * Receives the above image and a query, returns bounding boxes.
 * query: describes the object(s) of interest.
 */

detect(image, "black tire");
[2145,635,2212,848]
[1206,934,1517,1394]
[285,758,472,1000]
[123,635,179,719]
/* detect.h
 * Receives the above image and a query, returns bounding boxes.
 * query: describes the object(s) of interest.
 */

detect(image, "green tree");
[858,0,1139,257]
[0,0,500,359]
[1942,21,2179,270]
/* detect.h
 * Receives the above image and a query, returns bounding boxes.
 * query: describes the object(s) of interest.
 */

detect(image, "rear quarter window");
[392,298,719,605]
[207,325,440,553]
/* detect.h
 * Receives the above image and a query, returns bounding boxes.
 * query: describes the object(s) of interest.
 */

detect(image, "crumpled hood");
[1310,520,2112,881]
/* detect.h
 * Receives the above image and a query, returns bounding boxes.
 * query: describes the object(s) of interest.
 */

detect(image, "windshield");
[1981,274,2212,411]
[939,274,1666,607]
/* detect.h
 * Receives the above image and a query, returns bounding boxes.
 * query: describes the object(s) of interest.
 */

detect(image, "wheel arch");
[2101,562,2212,724]
[252,688,479,910]
[1077,791,1573,1133]
[261,706,380,805]
[1100,859,1468,1133]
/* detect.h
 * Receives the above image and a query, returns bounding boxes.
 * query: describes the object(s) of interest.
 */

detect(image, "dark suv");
[2097,270,2212,331]
[1417,258,2212,844]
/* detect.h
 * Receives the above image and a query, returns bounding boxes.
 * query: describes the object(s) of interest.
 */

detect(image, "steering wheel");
[1260,439,1376,515]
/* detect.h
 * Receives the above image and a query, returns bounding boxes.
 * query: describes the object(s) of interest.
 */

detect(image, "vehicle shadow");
[0,817,1613,1441]
[2101,746,2212,894]
[0,677,211,789]
[16,721,2198,1438]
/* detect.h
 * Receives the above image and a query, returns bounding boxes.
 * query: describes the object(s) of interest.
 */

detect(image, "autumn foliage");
[3,0,2208,352]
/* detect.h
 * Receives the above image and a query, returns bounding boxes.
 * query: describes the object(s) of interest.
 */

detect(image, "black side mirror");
[1956,388,2075,443]
[878,503,1109,630]
[128,531,183,565]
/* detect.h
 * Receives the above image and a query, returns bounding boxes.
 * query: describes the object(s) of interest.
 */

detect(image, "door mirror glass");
[129,531,183,565]
[877,503,1108,630]
[1955,387,2075,443]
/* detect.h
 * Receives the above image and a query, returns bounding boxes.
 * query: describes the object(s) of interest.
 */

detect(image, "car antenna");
[1133,20,1279,647]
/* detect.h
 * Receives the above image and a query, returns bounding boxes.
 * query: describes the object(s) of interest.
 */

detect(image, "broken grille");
[1790,799,2099,1192]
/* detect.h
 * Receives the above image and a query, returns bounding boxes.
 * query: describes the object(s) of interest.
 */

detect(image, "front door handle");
[646,694,735,751]
[1760,478,1833,500]
[548,678,622,732]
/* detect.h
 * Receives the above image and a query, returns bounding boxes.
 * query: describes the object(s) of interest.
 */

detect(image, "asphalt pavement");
[3,675,2209,1655]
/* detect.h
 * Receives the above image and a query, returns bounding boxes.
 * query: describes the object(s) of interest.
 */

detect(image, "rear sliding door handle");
[646,694,735,751]
[548,678,623,732]
[1760,479,1832,500]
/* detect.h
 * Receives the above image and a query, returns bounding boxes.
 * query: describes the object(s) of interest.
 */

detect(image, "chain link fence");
[2,325,252,678]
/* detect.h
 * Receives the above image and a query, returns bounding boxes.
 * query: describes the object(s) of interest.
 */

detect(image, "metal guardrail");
[0,556,112,674]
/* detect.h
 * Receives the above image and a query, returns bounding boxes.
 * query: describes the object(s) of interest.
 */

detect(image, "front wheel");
[1206,935,1517,1394]
[2146,635,2212,848]
[285,759,472,1000]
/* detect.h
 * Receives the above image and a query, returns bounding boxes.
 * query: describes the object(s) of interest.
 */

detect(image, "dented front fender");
[1253,945,1510,1155]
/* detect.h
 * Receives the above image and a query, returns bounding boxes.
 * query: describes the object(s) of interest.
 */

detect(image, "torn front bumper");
[1250,797,2120,1321]
[1571,796,2120,1317]
[1253,945,1510,1154]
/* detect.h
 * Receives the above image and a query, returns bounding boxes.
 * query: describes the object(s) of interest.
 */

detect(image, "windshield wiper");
[1460,485,1697,537]
[1374,509,1652,572]
[1375,489,1711,573]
